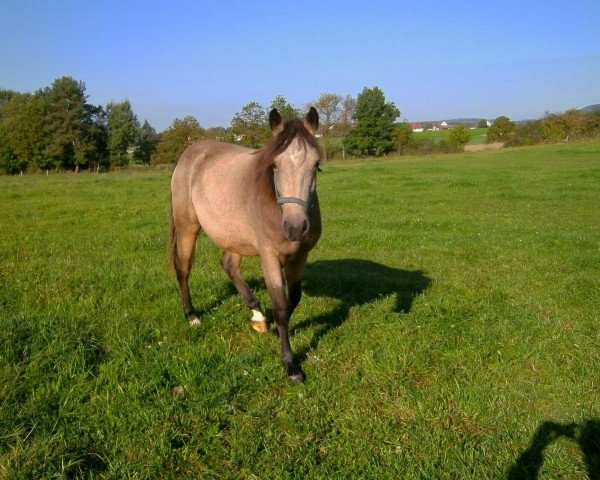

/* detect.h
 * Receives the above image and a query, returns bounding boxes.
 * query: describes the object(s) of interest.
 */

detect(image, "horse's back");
[174,140,251,177]
[172,140,252,198]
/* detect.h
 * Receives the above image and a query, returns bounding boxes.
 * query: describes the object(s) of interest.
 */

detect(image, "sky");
[1,0,599,131]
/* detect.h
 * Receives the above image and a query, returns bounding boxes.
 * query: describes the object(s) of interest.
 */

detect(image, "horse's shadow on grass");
[508,419,600,479]
[194,258,431,369]
[292,259,432,363]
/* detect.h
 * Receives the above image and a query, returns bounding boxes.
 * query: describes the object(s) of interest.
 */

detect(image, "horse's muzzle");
[283,216,309,241]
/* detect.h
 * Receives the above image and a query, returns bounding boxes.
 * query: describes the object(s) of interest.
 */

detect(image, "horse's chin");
[284,233,304,242]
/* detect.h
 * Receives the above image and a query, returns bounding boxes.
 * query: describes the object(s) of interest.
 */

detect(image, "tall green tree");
[107,100,139,166]
[0,91,48,172]
[230,101,269,148]
[345,87,400,156]
[133,120,159,165]
[43,77,101,171]
[0,89,20,120]
[83,104,109,172]
[152,116,206,164]
[0,124,22,174]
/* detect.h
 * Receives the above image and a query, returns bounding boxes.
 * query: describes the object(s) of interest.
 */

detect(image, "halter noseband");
[276,196,309,209]
[273,166,316,211]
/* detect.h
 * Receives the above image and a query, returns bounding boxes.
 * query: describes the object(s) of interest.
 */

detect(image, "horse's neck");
[251,155,278,208]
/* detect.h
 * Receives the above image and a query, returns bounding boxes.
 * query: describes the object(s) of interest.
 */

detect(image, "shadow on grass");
[508,419,600,479]
[190,259,432,374]
[292,259,432,362]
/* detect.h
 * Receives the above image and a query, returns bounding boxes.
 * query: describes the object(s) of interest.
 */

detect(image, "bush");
[487,116,515,143]
[506,120,545,146]
[448,125,471,148]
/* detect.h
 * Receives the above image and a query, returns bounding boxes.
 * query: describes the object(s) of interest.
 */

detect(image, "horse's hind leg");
[221,251,267,333]
[171,220,201,325]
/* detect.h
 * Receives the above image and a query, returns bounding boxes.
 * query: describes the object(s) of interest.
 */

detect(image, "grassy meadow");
[1,142,599,478]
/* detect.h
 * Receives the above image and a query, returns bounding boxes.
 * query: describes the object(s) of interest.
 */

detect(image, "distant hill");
[444,118,485,127]
[414,118,485,128]
[580,104,600,114]
[412,105,599,128]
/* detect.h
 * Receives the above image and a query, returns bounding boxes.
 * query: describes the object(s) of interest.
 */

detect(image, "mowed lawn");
[1,142,599,478]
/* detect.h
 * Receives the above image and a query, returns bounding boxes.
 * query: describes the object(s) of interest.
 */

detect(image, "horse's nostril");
[283,218,308,241]
[301,219,309,236]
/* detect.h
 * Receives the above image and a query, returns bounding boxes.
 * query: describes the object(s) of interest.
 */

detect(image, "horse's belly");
[196,210,260,256]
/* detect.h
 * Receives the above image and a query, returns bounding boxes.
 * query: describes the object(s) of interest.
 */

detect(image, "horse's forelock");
[257,119,320,168]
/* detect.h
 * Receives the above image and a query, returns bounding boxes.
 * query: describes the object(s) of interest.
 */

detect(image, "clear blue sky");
[1,0,599,131]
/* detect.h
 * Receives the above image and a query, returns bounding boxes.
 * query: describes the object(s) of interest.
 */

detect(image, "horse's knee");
[174,257,191,281]
[272,303,290,326]
[220,253,230,271]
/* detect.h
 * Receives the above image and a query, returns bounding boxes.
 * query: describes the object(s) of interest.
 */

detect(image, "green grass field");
[1,142,599,478]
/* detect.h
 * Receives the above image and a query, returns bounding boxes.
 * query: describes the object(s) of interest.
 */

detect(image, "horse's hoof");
[286,365,305,383]
[189,317,201,327]
[288,371,305,383]
[252,320,268,333]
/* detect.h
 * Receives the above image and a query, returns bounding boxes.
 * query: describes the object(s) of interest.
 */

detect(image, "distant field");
[1,142,599,478]
[414,127,488,145]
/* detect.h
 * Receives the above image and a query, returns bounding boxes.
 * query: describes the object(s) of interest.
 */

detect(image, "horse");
[169,107,321,382]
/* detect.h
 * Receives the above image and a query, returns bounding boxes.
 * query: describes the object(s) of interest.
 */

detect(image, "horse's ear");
[269,108,283,135]
[304,107,319,134]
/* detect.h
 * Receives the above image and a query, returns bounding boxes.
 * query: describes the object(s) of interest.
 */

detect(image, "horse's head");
[268,107,320,241]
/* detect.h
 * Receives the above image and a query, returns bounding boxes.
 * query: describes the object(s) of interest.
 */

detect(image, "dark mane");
[256,119,321,168]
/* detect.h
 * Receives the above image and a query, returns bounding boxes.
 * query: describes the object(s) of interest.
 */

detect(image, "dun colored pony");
[169,108,321,382]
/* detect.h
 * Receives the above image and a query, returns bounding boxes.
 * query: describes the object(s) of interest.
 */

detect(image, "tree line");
[485,110,600,146]
[0,79,404,172]
[0,77,159,174]
[150,91,600,165]
[153,87,402,165]
[2,76,599,174]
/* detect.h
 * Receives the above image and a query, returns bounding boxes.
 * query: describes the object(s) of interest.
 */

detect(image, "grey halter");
[273,166,317,211]
[276,195,309,209]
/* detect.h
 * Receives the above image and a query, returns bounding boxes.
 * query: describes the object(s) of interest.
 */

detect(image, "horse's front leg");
[221,251,267,333]
[284,252,309,314]
[260,251,305,383]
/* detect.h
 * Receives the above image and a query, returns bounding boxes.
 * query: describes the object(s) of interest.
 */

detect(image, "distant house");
[411,122,424,132]
[430,121,449,131]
